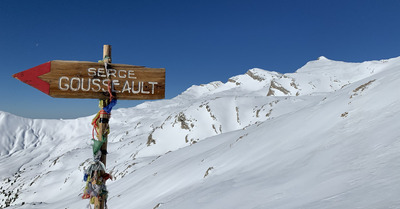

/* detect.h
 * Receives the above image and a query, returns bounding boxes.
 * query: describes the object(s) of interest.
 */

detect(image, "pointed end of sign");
[13,61,52,95]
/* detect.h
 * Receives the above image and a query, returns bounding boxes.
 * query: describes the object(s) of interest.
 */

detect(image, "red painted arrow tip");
[13,61,52,95]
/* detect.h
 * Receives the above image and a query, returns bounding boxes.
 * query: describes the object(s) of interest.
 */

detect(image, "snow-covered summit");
[179,56,400,100]
[317,55,329,60]
[1,56,400,208]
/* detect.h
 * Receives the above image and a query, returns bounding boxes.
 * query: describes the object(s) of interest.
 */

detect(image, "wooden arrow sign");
[13,60,165,100]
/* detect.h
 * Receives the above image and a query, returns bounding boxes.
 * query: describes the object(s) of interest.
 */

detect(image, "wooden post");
[98,44,111,209]
[103,44,112,64]
[99,44,111,167]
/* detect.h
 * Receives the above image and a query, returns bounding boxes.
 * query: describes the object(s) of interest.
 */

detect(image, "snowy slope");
[1,56,400,209]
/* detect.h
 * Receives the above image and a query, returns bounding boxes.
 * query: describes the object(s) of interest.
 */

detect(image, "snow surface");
[1,56,400,208]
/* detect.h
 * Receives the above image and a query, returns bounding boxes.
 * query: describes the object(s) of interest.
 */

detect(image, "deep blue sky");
[1,0,400,119]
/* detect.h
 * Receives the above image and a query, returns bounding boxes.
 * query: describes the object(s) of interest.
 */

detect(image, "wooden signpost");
[13,45,165,209]
[13,58,165,100]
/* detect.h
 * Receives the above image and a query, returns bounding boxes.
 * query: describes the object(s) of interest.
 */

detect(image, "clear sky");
[1,0,399,119]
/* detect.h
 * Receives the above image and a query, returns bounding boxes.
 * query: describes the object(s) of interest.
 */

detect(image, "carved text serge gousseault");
[58,67,159,95]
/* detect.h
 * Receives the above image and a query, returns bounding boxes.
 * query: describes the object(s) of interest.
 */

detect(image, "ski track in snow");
[1,56,400,208]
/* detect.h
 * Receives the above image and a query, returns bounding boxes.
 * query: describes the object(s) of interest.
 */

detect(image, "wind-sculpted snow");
[1,56,400,208]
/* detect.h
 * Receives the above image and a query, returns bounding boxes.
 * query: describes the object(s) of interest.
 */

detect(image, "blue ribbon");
[103,99,117,113]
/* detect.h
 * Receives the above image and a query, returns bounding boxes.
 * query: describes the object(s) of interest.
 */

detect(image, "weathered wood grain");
[36,60,165,100]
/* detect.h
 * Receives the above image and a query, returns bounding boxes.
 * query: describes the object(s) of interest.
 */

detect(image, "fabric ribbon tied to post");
[92,138,106,156]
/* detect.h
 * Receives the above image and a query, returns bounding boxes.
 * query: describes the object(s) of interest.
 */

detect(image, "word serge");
[58,68,159,94]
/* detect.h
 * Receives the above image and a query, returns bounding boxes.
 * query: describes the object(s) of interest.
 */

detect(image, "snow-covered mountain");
[1,56,400,209]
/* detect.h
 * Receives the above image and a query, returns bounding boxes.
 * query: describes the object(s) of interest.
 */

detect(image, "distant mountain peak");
[317,56,329,61]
